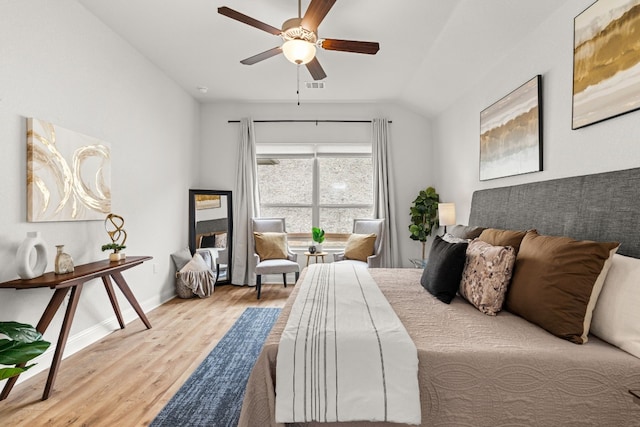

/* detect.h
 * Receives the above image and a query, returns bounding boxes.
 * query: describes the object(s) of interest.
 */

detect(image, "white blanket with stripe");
[275,263,421,424]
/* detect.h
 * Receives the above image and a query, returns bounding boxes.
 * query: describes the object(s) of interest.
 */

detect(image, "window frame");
[257,147,373,247]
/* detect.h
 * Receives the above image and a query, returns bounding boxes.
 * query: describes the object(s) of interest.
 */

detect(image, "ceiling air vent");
[305,81,325,89]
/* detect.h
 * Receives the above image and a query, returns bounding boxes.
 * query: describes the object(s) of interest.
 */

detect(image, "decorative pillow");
[459,240,516,315]
[170,247,192,271]
[254,232,288,260]
[442,233,468,244]
[450,224,486,240]
[214,232,227,248]
[200,234,216,248]
[420,236,468,304]
[344,233,377,262]
[506,230,619,344]
[478,228,530,254]
[590,254,640,358]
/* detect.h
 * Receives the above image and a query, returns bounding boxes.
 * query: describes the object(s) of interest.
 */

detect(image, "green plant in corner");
[311,227,325,245]
[409,186,440,260]
[0,321,51,380]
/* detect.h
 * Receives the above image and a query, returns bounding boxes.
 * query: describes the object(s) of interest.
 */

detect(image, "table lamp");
[438,203,456,235]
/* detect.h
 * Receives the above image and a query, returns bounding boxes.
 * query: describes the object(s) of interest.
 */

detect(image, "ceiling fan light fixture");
[282,39,316,65]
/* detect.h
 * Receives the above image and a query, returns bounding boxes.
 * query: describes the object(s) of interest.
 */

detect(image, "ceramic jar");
[54,245,74,274]
[16,231,48,279]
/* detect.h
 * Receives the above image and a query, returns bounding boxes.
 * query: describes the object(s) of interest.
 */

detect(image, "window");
[257,143,373,247]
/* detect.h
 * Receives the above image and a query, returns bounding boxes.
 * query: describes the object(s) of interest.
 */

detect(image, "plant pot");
[109,252,125,261]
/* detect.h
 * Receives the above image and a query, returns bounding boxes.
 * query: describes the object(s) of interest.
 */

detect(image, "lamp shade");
[438,203,456,226]
[282,39,316,65]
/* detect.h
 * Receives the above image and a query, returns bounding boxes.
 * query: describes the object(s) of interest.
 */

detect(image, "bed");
[239,167,640,426]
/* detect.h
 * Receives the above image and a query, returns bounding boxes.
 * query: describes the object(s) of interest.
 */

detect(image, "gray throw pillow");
[170,247,193,271]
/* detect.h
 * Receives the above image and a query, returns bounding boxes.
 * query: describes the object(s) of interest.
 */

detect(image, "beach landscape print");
[480,75,542,181]
[573,0,640,129]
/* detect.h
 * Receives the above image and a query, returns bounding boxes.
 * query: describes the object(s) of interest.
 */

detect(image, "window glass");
[318,157,372,205]
[319,207,374,233]
[257,158,312,205]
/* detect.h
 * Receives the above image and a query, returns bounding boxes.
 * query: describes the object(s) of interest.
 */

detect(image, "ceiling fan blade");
[240,47,283,65]
[306,57,327,81]
[301,0,336,32]
[218,6,281,35]
[321,39,380,55]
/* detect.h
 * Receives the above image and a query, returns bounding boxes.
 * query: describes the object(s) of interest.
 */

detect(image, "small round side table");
[304,251,328,266]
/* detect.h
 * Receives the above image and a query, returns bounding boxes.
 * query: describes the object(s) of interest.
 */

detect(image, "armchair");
[252,218,300,299]
[334,218,385,268]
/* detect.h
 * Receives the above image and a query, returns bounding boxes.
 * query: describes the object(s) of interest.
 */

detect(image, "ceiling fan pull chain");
[297,64,301,106]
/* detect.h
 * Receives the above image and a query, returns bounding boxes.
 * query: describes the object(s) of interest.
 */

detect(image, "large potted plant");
[409,186,440,261]
[0,321,51,380]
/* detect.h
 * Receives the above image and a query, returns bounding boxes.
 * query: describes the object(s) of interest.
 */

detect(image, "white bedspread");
[275,263,421,424]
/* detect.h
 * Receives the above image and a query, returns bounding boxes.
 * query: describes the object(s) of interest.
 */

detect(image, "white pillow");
[590,253,640,358]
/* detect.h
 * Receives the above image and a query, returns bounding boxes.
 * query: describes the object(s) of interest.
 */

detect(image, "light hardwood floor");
[0,283,293,426]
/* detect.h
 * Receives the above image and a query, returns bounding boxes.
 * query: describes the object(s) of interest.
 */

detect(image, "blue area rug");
[151,307,281,427]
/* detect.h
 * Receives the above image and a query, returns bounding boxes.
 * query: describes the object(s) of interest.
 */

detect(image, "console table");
[0,256,152,401]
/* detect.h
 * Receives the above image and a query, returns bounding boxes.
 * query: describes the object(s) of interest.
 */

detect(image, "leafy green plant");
[311,227,325,244]
[409,186,440,260]
[101,243,126,253]
[0,321,51,381]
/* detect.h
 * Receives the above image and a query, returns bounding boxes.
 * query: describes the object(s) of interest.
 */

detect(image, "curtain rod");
[227,119,392,123]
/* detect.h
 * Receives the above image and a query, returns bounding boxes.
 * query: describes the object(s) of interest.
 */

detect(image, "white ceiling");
[78,0,566,117]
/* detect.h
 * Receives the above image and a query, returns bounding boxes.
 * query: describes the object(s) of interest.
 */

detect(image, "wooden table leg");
[102,276,125,329]
[42,283,84,400]
[110,272,152,329]
[0,287,70,401]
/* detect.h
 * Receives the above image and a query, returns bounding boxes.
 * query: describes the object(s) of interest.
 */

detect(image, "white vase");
[16,231,48,279]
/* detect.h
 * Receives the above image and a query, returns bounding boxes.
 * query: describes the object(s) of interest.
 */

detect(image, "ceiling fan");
[218,0,380,81]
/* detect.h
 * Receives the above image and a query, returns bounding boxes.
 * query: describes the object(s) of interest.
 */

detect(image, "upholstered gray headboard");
[469,167,640,258]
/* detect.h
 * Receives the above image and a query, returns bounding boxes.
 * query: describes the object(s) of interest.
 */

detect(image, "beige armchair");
[334,218,385,268]
[252,218,300,299]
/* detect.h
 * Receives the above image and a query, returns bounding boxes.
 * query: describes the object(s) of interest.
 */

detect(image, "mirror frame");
[188,189,233,284]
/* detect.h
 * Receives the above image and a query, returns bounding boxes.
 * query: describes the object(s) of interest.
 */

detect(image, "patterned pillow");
[459,240,516,315]
[214,232,227,248]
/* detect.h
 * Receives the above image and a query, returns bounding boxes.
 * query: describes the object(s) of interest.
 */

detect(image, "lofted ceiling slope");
[78,0,567,117]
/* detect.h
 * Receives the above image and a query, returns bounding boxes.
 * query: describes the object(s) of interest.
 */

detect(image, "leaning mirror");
[189,189,233,284]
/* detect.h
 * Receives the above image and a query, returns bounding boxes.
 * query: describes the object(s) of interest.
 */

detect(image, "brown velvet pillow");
[254,232,288,260]
[478,228,530,254]
[506,230,619,344]
[344,233,377,262]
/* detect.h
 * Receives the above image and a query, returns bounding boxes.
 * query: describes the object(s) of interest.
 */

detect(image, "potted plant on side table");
[102,243,126,261]
[310,227,325,254]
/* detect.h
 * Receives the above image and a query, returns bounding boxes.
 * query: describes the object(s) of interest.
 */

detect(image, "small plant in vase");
[311,227,325,253]
[102,213,127,261]
[101,243,127,261]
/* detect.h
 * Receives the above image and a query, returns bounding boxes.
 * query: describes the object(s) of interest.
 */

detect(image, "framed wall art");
[479,75,543,181]
[27,118,111,222]
[195,194,221,209]
[573,0,640,129]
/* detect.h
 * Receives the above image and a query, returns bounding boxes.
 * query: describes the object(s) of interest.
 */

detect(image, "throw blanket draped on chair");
[275,263,420,424]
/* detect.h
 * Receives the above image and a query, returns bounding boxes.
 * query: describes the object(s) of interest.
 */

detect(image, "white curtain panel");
[372,118,400,268]
[232,118,261,285]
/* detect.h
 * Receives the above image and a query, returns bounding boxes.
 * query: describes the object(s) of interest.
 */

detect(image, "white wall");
[199,102,432,267]
[432,0,640,224]
[0,0,199,384]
